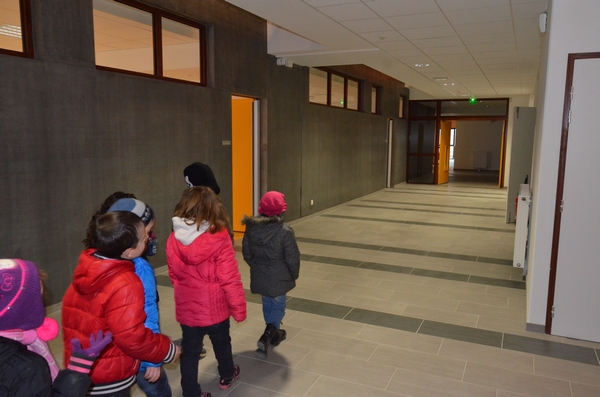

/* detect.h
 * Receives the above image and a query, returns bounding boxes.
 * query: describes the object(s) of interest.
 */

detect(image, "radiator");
[472,151,488,169]
[513,184,531,271]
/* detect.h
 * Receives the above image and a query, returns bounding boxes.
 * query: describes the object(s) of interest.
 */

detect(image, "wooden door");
[231,96,254,237]
[437,121,450,184]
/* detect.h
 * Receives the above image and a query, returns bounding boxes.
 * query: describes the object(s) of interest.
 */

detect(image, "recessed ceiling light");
[443,83,455,86]
[414,63,430,67]
[433,77,447,81]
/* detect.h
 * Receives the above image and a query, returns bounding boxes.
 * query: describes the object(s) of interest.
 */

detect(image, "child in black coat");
[241,191,300,358]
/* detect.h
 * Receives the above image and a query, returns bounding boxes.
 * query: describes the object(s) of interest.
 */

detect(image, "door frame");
[545,52,600,333]
[386,118,393,188]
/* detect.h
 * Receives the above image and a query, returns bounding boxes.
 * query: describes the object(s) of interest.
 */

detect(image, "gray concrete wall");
[0,0,408,304]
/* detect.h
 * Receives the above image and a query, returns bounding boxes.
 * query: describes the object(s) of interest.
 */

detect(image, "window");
[92,0,205,84]
[371,86,380,114]
[308,67,361,111]
[0,0,33,57]
[309,68,328,105]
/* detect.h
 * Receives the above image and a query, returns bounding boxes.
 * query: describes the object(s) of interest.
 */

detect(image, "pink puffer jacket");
[166,221,246,327]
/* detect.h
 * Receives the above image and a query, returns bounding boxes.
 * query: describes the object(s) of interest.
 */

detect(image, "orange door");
[231,96,254,236]
[437,121,451,184]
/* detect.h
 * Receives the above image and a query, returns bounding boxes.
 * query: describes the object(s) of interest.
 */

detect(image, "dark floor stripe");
[362,199,505,212]
[321,213,514,234]
[300,254,523,289]
[503,334,599,365]
[296,236,514,267]
[155,276,597,366]
[349,203,504,218]
[385,189,506,200]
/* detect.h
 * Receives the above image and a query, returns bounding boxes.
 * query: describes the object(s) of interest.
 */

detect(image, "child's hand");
[173,345,182,362]
[71,330,113,357]
[67,331,113,374]
[144,366,162,382]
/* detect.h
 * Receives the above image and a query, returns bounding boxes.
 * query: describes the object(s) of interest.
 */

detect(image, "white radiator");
[472,151,488,169]
[513,184,531,270]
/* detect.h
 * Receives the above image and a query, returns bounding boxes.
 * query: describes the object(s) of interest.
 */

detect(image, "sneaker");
[218,364,240,390]
[199,348,207,359]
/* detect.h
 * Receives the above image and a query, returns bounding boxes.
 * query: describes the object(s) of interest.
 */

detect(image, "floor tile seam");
[361,199,506,211]
[348,204,505,218]
[296,237,516,268]
[319,214,515,234]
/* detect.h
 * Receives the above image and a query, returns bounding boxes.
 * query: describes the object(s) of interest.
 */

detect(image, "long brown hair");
[174,186,232,234]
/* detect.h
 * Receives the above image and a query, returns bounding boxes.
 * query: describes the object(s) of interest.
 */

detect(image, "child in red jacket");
[62,211,181,396]
[166,186,246,397]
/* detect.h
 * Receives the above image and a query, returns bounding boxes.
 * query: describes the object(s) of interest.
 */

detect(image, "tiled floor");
[48,174,600,397]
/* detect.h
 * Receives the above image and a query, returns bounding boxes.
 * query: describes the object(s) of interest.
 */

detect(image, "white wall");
[453,120,503,170]
[504,95,533,188]
[527,0,600,328]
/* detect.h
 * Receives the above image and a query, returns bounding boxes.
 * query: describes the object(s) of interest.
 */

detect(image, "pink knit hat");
[258,191,287,216]
[0,259,45,331]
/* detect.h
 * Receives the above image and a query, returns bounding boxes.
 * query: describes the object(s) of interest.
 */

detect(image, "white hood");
[172,217,209,246]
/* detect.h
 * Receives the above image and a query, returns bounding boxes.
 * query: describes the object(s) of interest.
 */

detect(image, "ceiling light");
[433,77,447,81]
[414,63,429,67]
[443,83,455,86]
[0,24,22,38]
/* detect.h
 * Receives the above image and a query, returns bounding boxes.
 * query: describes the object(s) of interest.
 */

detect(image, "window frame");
[0,0,34,58]
[93,0,207,86]
[309,67,362,112]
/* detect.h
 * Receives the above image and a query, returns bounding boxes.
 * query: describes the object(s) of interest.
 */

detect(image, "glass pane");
[331,74,344,108]
[409,120,436,154]
[309,68,328,105]
[408,155,435,183]
[410,101,437,117]
[441,99,508,116]
[0,0,24,52]
[371,87,377,114]
[162,18,200,83]
[93,0,154,74]
[347,79,358,110]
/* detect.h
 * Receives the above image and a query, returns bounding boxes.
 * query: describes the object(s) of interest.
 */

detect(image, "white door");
[552,57,600,342]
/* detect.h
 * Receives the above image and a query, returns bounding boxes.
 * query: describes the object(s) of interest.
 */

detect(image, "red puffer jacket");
[166,224,246,327]
[62,249,172,384]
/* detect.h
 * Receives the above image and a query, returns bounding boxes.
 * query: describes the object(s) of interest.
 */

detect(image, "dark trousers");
[180,319,235,397]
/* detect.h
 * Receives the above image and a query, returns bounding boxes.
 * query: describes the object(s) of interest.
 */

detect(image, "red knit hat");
[258,191,287,216]
[0,259,45,331]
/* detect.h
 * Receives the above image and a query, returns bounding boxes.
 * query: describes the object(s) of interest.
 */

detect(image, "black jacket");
[0,337,92,397]
[241,215,300,297]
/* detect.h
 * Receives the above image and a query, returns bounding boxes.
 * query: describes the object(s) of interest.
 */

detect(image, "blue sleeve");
[133,257,161,370]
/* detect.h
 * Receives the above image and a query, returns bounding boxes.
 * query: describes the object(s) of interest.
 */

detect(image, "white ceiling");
[225,0,548,99]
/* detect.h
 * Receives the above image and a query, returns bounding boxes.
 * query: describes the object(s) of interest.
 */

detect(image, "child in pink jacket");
[166,187,246,397]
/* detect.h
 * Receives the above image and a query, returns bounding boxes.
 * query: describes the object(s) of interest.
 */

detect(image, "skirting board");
[526,322,545,333]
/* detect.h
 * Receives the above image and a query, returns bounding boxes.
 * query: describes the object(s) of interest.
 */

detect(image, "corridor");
[50,178,600,396]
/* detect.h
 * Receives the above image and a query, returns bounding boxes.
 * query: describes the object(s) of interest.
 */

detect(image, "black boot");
[270,329,287,347]
[256,324,277,358]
